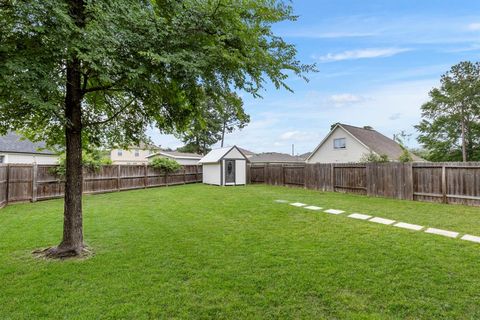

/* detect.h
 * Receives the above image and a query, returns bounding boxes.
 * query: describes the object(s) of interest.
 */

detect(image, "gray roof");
[339,124,423,161]
[147,150,202,159]
[237,147,255,156]
[299,152,312,160]
[250,152,305,163]
[0,132,55,155]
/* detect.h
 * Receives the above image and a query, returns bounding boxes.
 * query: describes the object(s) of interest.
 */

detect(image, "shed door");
[225,160,235,184]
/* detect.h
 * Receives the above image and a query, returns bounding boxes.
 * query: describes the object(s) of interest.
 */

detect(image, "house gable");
[307,125,371,163]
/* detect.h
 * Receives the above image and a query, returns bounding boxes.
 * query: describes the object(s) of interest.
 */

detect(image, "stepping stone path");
[290,202,307,207]
[394,222,423,231]
[425,228,458,238]
[324,209,344,215]
[461,234,480,243]
[304,206,322,210]
[369,217,396,225]
[273,199,480,244]
[348,213,371,220]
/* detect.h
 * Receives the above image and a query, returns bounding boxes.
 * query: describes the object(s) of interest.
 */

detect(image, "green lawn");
[1,184,480,319]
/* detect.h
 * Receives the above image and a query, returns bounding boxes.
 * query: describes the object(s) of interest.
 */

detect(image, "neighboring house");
[250,152,305,164]
[0,132,58,164]
[237,147,255,158]
[307,123,423,163]
[146,150,202,165]
[110,144,160,165]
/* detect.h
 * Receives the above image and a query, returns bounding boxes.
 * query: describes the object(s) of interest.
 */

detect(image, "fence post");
[165,171,168,187]
[303,165,307,189]
[32,164,38,202]
[117,165,121,191]
[183,167,186,184]
[282,164,286,186]
[442,165,447,204]
[144,164,148,188]
[330,163,335,192]
[5,164,9,205]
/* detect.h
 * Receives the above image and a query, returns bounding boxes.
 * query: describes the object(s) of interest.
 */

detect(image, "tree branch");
[84,98,135,127]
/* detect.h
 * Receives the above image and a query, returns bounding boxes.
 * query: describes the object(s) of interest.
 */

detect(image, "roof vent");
[363,126,374,130]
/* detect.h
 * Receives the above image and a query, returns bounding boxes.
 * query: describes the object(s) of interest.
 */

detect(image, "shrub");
[398,148,413,163]
[360,152,389,163]
[53,150,112,176]
[149,157,181,173]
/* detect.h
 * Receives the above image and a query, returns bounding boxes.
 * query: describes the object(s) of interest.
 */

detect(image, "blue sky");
[150,0,480,154]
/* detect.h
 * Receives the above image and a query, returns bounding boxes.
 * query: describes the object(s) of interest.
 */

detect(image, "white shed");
[199,146,249,186]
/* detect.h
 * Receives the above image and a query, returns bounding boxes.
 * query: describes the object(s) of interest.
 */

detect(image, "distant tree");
[176,93,249,153]
[393,131,414,162]
[0,1,313,258]
[416,61,480,162]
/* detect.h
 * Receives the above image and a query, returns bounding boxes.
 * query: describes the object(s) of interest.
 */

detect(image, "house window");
[0,155,4,163]
[135,149,140,157]
[334,138,346,149]
[117,150,123,156]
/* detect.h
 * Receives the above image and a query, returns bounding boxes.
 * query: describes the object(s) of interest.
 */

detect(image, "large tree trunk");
[44,0,86,258]
[59,56,84,255]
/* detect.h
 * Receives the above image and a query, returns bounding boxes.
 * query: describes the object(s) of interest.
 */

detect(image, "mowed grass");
[1,184,480,319]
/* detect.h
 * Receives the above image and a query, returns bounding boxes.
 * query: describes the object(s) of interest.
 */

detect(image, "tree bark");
[221,121,226,147]
[58,55,84,255]
[45,0,86,258]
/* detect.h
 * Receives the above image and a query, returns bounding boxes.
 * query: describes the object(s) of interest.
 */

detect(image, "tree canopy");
[175,93,249,154]
[0,0,313,257]
[416,61,480,162]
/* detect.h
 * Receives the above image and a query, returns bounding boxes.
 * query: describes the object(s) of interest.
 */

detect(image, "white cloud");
[389,113,402,120]
[468,23,480,31]
[281,31,377,39]
[329,94,366,106]
[315,48,411,62]
[280,131,312,141]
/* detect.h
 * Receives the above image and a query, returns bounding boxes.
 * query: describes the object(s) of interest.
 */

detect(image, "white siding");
[110,148,151,165]
[202,163,221,185]
[235,159,246,185]
[152,154,199,165]
[224,147,244,159]
[307,127,371,163]
[1,153,58,164]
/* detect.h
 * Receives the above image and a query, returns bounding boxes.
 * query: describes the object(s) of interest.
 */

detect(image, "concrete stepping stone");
[348,213,371,220]
[461,234,480,243]
[304,206,322,210]
[290,202,307,207]
[369,217,396,225]
[394,222,423,231]
[424,228,458,238]
[324,209,344,215]
[274,200,289,203]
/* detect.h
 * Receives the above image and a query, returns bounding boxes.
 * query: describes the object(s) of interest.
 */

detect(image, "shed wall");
[202,163,221,185]
[235,160,246,185]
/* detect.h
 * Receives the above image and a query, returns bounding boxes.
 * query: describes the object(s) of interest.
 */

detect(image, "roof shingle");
[0,132,55,155]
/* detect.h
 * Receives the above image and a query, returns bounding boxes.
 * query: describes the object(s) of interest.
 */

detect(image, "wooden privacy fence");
[0,164,202,207]
[248,162,480,207]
